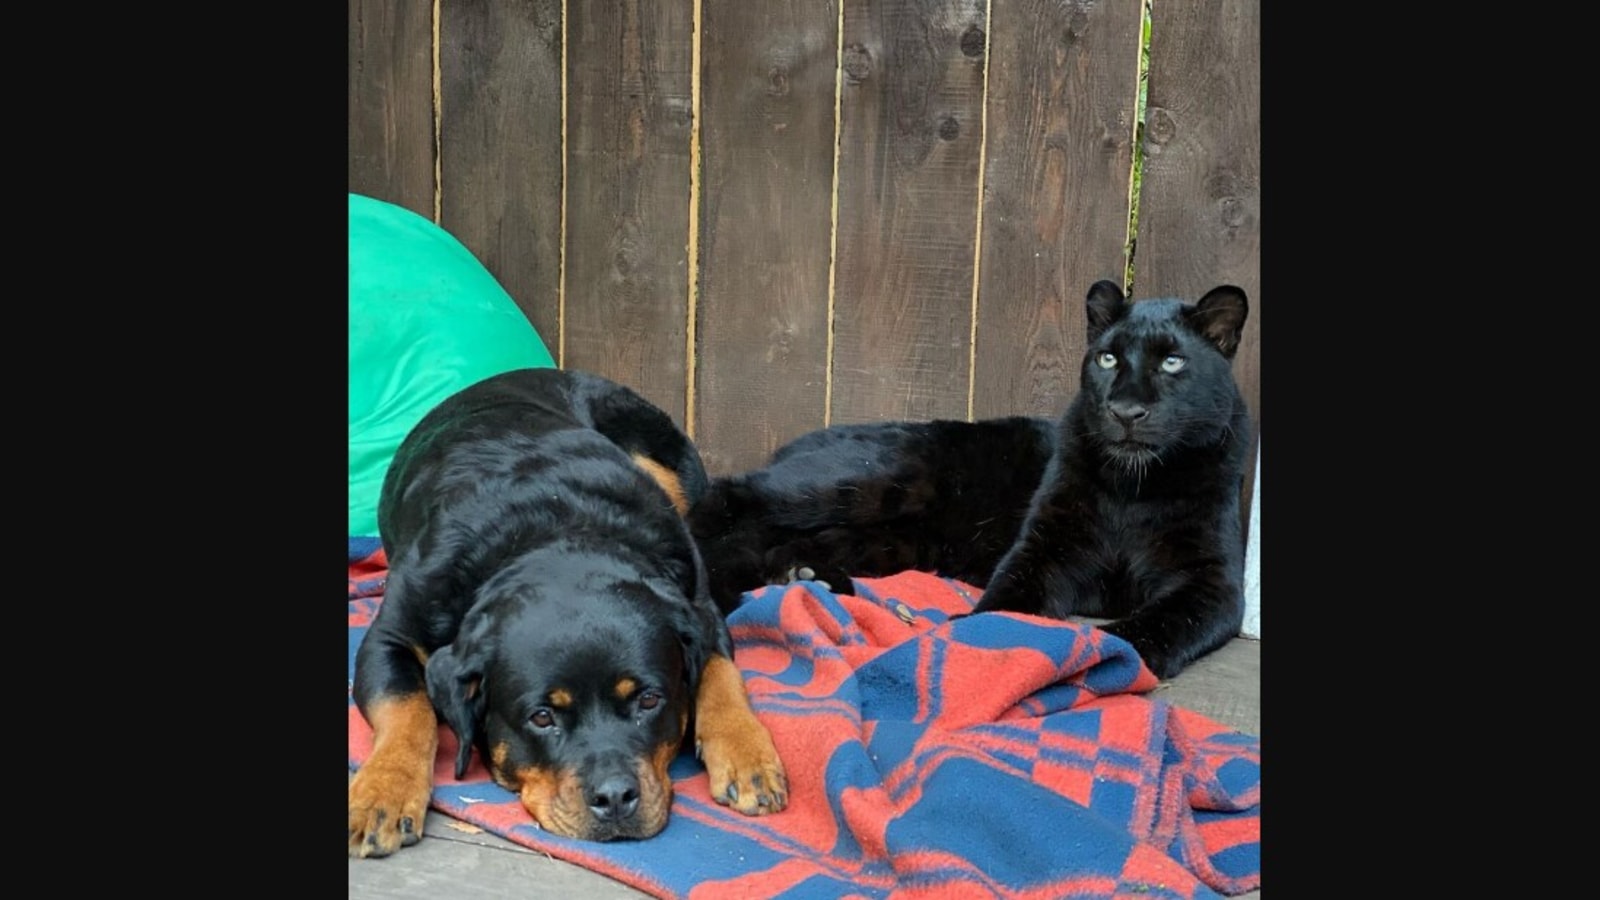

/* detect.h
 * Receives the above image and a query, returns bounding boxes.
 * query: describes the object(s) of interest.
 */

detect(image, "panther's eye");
[530,708,556,729]
[1096,352,1117,369]
[638,690,662,711]
[1161,355,1186,373]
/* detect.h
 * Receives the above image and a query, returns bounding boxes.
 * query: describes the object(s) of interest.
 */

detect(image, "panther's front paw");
[778,565,831,592]
[778,563,857,596]
[1099,620,1182,680]
[348,763,431,858]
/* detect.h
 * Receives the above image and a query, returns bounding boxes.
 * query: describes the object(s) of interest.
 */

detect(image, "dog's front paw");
[697,722,789,817]
[348,763,432,858]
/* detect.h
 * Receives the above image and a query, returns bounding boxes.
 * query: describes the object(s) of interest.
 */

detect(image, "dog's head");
[425,558,711,841]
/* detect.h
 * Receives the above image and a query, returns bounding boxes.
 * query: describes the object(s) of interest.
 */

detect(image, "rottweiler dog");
[349,368,787,858]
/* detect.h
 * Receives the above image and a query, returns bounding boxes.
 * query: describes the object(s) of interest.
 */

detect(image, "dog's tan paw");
[348,763,431,858]
[698,724,789,816]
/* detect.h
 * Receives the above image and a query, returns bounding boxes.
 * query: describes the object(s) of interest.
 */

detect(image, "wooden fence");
[349,0,1260,518]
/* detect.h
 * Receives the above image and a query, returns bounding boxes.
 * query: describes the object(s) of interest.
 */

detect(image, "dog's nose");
[587,774,641,821]
[1108,401,1149,426]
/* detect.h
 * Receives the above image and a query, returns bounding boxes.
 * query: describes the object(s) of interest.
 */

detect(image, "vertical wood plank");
[348,0,435,218]
[437,0,565,353]
[829,0,988,425]
[970,0,1142,419]
[696,0,840,474]
[1133,0,1261,524]
[564,1,695,423]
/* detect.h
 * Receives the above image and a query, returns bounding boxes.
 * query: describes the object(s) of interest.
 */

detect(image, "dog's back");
[381,369,705,550]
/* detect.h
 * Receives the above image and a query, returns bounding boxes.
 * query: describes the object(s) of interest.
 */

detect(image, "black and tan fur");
[349,368,786,858]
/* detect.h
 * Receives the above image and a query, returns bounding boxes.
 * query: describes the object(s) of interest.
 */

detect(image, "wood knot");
[1204,170,1241,198]
[766,65,789,97]
[959,26,985,58]
[1219,197,1248,228]
[1146,107,1176,145]
[842,43,872,84]
[938,117,960,141]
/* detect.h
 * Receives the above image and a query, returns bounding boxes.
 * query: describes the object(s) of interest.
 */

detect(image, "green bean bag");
[348,193,555,536]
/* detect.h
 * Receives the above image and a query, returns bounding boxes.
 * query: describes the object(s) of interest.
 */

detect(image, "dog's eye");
[530,708,556,729]
[1161,355,1186,373]
[638,691,662,711]
[1096,352,1117,369]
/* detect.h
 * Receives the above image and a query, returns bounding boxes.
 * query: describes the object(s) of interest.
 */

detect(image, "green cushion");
[348,193,555,536]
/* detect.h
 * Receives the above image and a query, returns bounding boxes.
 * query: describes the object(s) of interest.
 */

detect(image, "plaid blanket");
[349,538,1260,898]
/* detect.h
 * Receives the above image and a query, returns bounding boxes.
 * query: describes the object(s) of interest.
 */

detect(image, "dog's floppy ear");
[1085,279,1128,342]
[425,641,489,779]
[643,574,716,699]
[673,604,717,701]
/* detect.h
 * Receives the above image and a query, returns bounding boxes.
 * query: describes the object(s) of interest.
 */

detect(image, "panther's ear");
[1188,285,1249,359]
[425,642,489,779]
[1085,280,1128,341]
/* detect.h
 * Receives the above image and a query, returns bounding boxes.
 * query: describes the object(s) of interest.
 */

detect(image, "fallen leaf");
[444,821,484,834]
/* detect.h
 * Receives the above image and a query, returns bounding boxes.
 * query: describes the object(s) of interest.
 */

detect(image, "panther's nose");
[587,774,641,821]
[1108,401,1149,426]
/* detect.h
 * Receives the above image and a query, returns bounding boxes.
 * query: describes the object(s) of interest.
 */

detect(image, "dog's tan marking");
[637,739,678,831]
[349,693,438,858]
[694,654,788,817]
[549,688,572,708]
[507,748,675,841]
[489,742,518,791]
[631,453,689,516]
[515,764,587,839]
[409,644,430,667]
[615,677,638,700]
